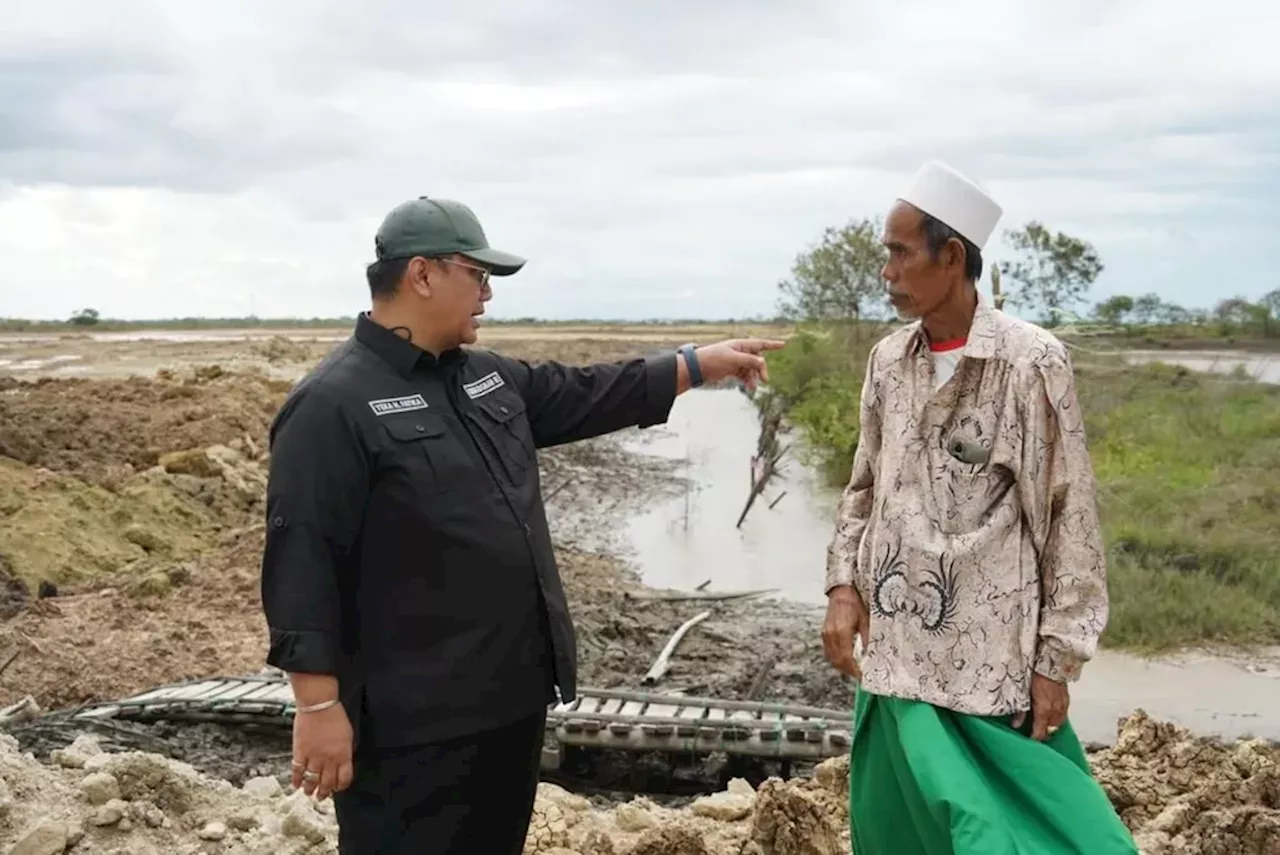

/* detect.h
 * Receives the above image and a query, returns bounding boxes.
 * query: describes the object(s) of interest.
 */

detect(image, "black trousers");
[333,709,547,854]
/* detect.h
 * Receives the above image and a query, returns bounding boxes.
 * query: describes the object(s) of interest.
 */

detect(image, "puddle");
[1120,350,1280,384]
[4,354,83,372]
[622,387,837,606]
[622,386,1280,743]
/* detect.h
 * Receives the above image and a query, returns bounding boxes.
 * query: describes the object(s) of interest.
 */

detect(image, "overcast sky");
[1,1,1277,321]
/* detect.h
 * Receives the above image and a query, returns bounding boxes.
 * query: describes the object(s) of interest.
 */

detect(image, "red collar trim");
[929,337,967,353]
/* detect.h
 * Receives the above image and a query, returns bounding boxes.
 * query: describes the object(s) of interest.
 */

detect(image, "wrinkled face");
[880,201,956,320]
[405,253,493,348]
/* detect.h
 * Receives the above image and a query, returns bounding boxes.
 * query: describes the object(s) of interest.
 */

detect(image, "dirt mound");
[0,729,851,855]
[0,444,268,594]
[0,529,270,711]
[1093,710,1280,854]
[0,368,289,487]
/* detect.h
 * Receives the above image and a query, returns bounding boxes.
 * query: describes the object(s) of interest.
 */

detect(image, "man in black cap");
[260,196,784,854]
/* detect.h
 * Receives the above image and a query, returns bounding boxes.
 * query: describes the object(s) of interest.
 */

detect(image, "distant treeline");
[0,312,789,333]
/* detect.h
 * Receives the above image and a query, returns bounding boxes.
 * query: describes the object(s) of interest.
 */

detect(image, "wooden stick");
[695,579,711,591]
[642,611,712,685]
[767,491,787,509]
[624,588,778,603]
[745,655,777,700]
[544,479,574,502]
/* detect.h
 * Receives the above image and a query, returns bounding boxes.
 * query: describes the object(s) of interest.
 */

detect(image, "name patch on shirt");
[462,371,505,400]
[367,394,429,416]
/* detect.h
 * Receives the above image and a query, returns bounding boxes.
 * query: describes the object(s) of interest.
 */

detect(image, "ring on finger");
[303,770,320,780]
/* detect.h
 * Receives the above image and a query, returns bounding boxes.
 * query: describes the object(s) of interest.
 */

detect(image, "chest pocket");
[466,392,533,485]
[380,413,476,495]
[927,410,1014,535]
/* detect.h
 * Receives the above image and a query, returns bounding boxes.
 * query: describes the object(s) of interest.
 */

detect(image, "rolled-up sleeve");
[501,352,678,448]
[1017,345,1109,684]
[260,385,369,675]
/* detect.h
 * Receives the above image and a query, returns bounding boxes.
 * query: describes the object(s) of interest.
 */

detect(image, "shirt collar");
[902,290,999,361]
[353,312,466,379]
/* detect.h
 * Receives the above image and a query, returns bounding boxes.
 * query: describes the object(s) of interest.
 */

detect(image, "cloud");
[1,0,1278,321]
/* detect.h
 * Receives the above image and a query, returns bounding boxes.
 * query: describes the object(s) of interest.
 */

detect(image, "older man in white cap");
[820,161,1138,853]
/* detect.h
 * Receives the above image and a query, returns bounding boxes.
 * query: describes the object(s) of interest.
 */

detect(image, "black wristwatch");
[678,343,703,388]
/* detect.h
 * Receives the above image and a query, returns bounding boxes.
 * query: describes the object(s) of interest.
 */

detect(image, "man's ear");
[406,257,433,299]
[944,237,966,273]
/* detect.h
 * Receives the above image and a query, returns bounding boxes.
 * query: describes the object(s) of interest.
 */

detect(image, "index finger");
[1031,704,1051,741]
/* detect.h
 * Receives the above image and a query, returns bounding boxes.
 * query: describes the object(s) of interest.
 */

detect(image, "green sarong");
[848,688,1138,854]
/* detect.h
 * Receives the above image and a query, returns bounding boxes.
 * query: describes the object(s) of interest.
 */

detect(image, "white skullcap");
[898,160,1003,249]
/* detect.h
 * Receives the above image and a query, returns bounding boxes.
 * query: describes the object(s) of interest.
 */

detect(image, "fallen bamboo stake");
[624,588,779,603]
[642,610,712,685]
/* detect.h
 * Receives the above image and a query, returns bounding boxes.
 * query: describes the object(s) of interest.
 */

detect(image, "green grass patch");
[762,327,1280,652]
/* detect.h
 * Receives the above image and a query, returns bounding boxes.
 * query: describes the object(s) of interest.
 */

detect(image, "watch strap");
[679,343,703,388]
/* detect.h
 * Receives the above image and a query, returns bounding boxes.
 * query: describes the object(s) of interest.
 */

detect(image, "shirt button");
[415,424,425,433]
[271,516,285,528]
[500,406,509,414]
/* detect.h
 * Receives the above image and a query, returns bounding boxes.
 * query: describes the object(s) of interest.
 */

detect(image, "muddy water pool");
[620,386,1280,744]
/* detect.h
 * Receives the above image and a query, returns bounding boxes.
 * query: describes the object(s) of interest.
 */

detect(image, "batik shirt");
[825,299,1108,716]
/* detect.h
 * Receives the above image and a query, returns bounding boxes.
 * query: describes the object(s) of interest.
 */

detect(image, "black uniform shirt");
[261,313,678,746]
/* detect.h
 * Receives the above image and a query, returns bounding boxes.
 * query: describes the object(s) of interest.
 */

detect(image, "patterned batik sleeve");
[1017,345,1109,683]
[824,349,882,595]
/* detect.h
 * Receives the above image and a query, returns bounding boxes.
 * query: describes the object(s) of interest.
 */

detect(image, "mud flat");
[0,329,1277,854]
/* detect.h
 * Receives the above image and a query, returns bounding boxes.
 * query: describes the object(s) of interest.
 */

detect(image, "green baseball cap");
[373,196,526,276]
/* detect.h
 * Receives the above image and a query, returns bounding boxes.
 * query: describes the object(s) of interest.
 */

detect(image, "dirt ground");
[0,329,1277,854]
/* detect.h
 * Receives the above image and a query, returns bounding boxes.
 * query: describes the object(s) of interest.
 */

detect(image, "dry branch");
[623,588,778,603]
[642,610,712,685]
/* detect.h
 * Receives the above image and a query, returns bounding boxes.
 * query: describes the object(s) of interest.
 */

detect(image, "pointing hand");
[684,338,787,391]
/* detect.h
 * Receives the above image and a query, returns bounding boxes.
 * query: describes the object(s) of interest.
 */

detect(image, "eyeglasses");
[440,257,490,289]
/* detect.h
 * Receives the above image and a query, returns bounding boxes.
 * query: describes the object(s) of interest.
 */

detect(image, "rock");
[751,778,842,855]
[158,449,221,478]
[281,804,328,844]
[692,778,755,821]
[90,798,129,826]
[536,782,591,815]
[242,775,283,798]
[199,820,228,840]
[227,808,260,831]
[123,524,168,553]
[9,820,69,855]
[80,770,121,805]
[613,800,659,832]
[65,822,84,846]
[126,570,172,598]
[574,828,617,855]
[524,801,570,853]
[811,754,849,796]
[628,825,711,855]
[50,734,102,769]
